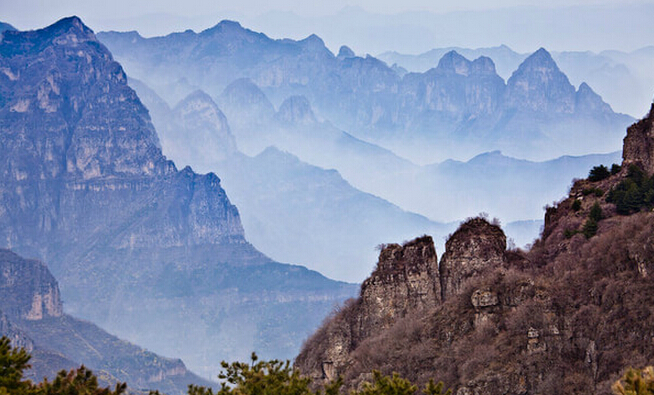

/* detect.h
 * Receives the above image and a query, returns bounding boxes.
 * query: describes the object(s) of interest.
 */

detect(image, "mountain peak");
[578,81,592,92]
[471,56,498,75]
[1,16,97,51]
[199,19,267,44]
[177,89,214,105]
[276,95,317,125]
[0,21,16,34]
[300,34,328,53]
[172,89,236,160]
[206,19,244,32]
[337,45,355,59]
[436,50,471,76]
[575,81,612,115]
[519,47,558,70]
[219,78,275,114]
[45,16,95,40]
[504,47,575,113]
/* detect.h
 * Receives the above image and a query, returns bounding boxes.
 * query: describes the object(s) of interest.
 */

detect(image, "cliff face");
[622,103,654,174]
[0,16,243,254]
[0,16,356,378]
[359,236,441,336]
[439,218,506,300]
[297,105,654,395]
[0,17,169,182]
[0,248,210,395]
[0,249,62,320]
[503,48,576,114]
[296,227,505,384]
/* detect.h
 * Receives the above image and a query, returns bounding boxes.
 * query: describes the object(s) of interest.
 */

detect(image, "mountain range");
[129,76,622,281]
[98,22,632,164]
[0,14,646,392]
[379,44,654,120]
[0,16,356,380]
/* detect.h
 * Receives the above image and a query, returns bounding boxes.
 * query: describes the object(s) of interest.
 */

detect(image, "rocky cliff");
[0,16,356,379]
[0,249,63,320]
[297,104,654,394]
[0,248,210,394]
[622,103,654,174]
[358,236,441,339]
[439,218,507,300]
[296,221,507,385]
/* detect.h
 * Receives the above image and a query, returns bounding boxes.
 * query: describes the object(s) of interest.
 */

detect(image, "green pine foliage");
[611,164,622,175]
[189,354,451,395]
[0,337,32,395]
[351,371,451,395]
[355,371,417,395]
[582,218,598,239]
[607,165,654,214]
[423,379,452,395]
[35,366,126,395]
[189,353,314,395]
[589,165,611,182]
[0,336,125,395]
[589,202,603,222]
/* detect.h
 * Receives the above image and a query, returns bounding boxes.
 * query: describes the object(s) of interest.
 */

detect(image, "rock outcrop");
[0,309,34,352]
[296,226,506,384]
[622,102,654,174]
[295,236,444,382]
[439,218,507,300]
[337,45,355,59]
[358,236,441,335]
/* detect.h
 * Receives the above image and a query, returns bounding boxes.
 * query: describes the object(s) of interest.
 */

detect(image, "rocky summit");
[0,16,356,378]
[297,104,654,394]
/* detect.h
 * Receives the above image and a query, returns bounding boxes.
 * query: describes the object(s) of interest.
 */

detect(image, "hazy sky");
[2,0,654,54]
[2,0,646,22]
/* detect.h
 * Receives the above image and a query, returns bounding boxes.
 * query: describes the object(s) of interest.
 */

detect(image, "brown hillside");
[296,104,654,395]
